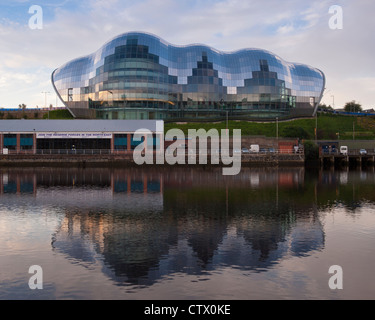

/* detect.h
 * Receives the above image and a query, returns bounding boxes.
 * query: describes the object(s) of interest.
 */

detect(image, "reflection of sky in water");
[1,168,375,299]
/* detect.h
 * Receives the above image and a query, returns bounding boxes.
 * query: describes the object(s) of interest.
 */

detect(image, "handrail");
[1,148,304,156]
[320,149,375,156]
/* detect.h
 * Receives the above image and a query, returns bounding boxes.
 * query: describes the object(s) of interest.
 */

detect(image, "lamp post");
[226,110,228,136]
[276,117,279,140]
[353,121,355,140]
[42,91,50,119]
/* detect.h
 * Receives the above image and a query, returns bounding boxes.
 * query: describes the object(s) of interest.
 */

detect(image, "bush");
[304,140,319,161]
[43,109,73,119]
[281,126,310,139]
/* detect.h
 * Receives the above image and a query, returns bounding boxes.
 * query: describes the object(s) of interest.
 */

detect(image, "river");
[0,166,374,300]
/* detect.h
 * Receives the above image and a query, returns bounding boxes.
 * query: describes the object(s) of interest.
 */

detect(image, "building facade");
[0,120,163,154]
[52,32,325,120]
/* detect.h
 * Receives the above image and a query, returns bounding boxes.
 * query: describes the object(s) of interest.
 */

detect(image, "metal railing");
[321,149,375,156]
[166,148,304,156]
[1,148,305,157]
[1,149,130,156]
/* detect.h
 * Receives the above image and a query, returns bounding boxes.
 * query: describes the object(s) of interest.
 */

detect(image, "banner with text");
[36,133,113,139]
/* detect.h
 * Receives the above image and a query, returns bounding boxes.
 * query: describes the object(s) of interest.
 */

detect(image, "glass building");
[52,32,325,120]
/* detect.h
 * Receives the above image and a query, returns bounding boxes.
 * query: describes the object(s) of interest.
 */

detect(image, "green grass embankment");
[164,114,375,140]
[43,109,74,119]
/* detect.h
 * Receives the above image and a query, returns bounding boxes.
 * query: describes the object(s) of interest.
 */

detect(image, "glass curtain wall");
[52,32,325,120]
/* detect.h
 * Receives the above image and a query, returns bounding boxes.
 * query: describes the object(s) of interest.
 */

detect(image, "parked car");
[268,148,276,153]
[359,149,367,155]
[259,148,267,153]
[241,148,249,154]
[340,146,348,155]
[249,144,259,153]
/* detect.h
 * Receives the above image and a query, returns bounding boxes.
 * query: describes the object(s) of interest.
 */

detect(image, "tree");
[18,103,27,110]
[281,126,310,139]
[304,140,319,161]
[318,103,333,111]
[344,100,362,113]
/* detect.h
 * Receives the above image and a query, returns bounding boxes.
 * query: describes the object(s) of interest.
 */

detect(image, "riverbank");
[0,153,304,168]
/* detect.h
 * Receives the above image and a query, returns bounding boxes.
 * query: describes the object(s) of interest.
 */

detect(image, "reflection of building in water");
[13,167,324,286]
[51,201,325,286]
[161,167,305,189]
[41,168,167,285]
[0,166,303,195]
[53,207,178,285]
[0,170,37,195]
[0,168,163,212]
[10,167,375,286]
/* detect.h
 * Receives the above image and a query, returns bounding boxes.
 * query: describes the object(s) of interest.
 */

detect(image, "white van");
[340,146,348,155]
[250,144,259,153]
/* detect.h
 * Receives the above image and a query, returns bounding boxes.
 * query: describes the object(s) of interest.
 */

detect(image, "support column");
[110,171,114,193]
[33,174,37,197]
[33,133,37,155]
[127,176,131,194]
[17,175,21,195]
[110,135,114,154]
[0,133,3,154]
[127,134,131,152]
[143,174,147,194]
[160,174,163,196]
[16,134,20,154]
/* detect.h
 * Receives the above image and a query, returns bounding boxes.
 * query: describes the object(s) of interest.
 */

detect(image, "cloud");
[277,24,295,35]
[0,0,374,109]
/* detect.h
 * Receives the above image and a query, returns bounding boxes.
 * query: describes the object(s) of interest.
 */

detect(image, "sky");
[0,0,374,110]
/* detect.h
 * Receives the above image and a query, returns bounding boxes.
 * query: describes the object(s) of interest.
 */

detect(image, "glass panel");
[53,32,325,120]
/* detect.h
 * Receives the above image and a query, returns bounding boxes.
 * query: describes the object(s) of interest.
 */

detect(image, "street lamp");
[226,110,228,136]
[42,91,50,119]
[353,121,355,140]
[276,117,279,140]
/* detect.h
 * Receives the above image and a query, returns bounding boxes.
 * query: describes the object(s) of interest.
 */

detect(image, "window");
[114,134,128,150]
[131,134,144,150]
[20,134,33,150]
[68,88,73,101]
[4,134,17,150]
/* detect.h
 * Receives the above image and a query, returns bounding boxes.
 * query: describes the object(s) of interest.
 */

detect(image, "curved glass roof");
[52,32,325,120]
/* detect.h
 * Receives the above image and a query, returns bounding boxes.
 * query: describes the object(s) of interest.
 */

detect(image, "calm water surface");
[0,166,375,300]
